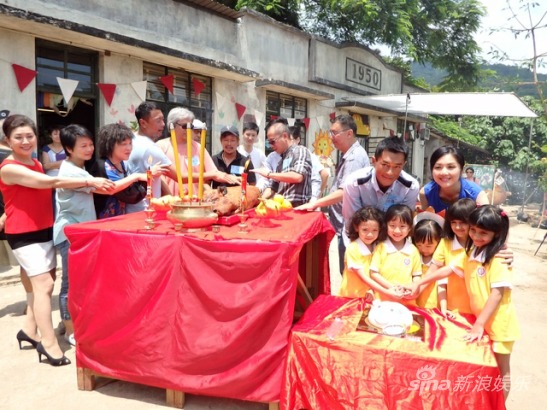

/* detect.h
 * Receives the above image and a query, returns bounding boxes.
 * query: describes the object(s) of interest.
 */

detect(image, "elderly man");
[253,119,312,207]
[211,125,256,189]
[156,108,238,195]
[296,114,370,274]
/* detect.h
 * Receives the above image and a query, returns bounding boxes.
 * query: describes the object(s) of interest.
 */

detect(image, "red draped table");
[64,210,334,405]
[282,295,505,410]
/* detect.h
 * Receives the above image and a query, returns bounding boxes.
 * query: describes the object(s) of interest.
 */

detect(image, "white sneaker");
[64,333,76,346]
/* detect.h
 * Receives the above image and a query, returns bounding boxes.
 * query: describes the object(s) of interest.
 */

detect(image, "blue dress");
[424,178,482,212]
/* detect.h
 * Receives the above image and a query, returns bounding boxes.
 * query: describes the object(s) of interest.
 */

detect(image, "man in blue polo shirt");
[342,136,420,244]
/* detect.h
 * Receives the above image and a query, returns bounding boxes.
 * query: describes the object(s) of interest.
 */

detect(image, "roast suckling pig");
[204,185,261,216]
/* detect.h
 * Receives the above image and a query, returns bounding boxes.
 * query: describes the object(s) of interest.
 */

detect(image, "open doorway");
[35,39,98,152]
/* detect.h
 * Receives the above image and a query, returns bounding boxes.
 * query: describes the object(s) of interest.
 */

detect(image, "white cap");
[192,119,206,130]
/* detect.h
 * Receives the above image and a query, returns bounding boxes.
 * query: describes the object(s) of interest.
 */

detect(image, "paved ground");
[0,204,546,409]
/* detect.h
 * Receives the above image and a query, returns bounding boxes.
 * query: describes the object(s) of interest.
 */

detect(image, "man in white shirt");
[238,122,267,192]
[126,102,173,213]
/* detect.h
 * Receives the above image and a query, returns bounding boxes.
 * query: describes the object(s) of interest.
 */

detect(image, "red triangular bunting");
[270,115,278,121]
[235,103,246,120]
[192,77,205,97]
[12,64,37,92]
[160,75,174,94]
[302,118,310,130]
[329,112,336,121]
[97,83,117,106]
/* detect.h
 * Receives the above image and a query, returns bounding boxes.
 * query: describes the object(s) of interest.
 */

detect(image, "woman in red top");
[0,115,114,366]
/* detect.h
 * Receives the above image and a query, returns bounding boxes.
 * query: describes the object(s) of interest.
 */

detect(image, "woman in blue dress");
[419,146,489,213]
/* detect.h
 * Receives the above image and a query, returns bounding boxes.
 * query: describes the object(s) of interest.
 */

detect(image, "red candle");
[241,172,248,194]
[146,167,152,200]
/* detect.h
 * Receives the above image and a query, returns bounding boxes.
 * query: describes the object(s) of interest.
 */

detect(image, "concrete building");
[0,0,429,179]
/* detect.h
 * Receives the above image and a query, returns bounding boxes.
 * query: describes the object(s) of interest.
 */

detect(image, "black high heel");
[16,330,39,349]
[36,343,71,366]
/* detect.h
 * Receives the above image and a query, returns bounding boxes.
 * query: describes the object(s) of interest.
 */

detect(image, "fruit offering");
[255,199,281,218]
[273,194,292,211]
[149,195,179,211]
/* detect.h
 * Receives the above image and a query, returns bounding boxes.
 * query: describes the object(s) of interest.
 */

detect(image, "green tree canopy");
[225,0,485,87]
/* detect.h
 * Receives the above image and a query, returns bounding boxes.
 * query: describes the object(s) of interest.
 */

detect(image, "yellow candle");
[198,128,206,200]
[169,124,184,198]
[187,126,193,198]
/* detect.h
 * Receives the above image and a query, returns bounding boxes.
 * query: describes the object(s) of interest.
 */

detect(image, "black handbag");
[109,160,147,204]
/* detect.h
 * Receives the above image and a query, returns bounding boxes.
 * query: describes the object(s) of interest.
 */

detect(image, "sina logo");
[408,365,451,393]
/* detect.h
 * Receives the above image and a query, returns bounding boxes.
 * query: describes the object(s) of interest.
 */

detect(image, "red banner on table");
[65,211,334,402]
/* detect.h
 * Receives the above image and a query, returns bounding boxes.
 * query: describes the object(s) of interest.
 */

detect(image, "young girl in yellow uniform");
[339,207,387,298]
[412,216,443,309]
[410,205,519,401]
[370,204,422,305]
[432,198,476,316]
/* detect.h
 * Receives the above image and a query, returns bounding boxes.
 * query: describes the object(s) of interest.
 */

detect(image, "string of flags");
[8,61,341,129]
[9,63,208,107]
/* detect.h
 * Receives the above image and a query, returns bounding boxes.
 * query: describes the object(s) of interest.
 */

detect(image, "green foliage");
[531,145,547,192]
[412,62,547,97]
[431,97,547,173]
[226,0,485,87]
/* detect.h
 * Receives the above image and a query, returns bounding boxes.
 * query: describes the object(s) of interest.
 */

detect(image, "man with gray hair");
[156,107,238,196]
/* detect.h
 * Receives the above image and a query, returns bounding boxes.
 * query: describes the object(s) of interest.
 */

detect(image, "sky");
[476,0,547,73]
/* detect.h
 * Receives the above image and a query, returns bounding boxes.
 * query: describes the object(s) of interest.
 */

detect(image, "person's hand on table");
[440,307,456,319]
[294,202,317,212]
[463,323,485,343]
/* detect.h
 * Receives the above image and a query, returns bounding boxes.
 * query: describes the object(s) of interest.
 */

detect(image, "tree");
[485,0,547,117]
[224,0,485,88]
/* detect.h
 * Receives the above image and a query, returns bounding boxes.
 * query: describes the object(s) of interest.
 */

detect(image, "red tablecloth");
[282,295,505,410]
[65,210,334,402]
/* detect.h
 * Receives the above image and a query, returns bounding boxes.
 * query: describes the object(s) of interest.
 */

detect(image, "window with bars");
[143,62,213,149]
[265,91,308,154]
[36,40,97,98]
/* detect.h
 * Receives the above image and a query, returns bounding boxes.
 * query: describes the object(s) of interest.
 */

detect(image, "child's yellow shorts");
[492,341,514,354]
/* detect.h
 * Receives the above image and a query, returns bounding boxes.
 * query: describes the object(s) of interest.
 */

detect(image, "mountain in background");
[411,62,547,98]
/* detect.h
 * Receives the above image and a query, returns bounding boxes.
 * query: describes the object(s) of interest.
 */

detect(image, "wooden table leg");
[77,367,96,391]
[268,402,280,410]
[166,389,185,408]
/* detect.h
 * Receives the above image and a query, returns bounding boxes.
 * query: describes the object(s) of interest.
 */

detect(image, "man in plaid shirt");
[252,119,312,207]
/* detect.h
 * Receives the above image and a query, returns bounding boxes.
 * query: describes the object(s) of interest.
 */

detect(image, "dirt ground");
[0,204,546,409]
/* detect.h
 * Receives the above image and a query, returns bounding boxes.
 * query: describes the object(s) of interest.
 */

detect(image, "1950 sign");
[346,58,381,90]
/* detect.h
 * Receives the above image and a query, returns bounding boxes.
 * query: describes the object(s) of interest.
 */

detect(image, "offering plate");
[167,202,218,231]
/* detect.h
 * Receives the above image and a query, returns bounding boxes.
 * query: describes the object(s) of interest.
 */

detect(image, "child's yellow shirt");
[433,238,472,314]
[370,238,422,306]
[339,239,374,298]
[451,250,520,342]
[416,258,438,309]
